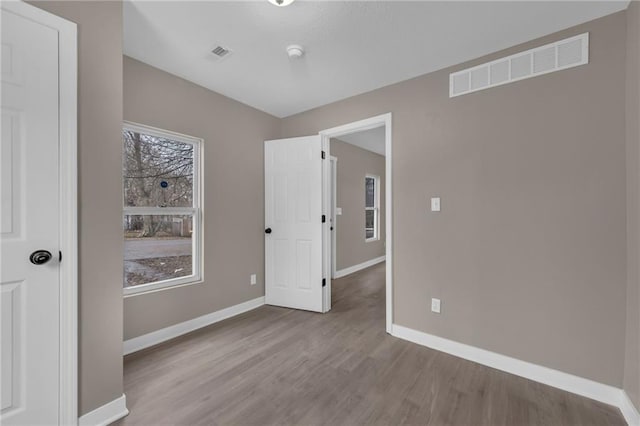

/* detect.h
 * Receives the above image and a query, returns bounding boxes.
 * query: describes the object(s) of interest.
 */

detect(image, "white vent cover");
[450,33,589,98]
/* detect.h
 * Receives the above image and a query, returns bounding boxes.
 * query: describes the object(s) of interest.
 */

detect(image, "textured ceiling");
[124,1,629,118]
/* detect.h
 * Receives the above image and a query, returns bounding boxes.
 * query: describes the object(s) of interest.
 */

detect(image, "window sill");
[365,237,379,243]
[123,275,203,298]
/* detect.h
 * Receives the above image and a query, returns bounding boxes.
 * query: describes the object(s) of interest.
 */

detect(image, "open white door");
[265,136,324,312]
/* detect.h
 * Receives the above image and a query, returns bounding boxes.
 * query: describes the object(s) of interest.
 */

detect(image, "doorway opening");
[320,113,392,332]
[327,133,385,278]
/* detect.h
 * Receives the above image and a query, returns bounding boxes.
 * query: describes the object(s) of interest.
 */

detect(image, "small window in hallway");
[365,175,379,241]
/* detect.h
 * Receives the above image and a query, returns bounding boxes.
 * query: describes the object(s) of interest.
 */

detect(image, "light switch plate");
[336,207,343,215]
[250,274,257,285]
[431,298,441,314]
[431,197,441,212]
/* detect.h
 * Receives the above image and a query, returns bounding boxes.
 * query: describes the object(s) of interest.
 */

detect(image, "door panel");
[1,7,61,425]
[265,136,323,312]
[296,240,312,290]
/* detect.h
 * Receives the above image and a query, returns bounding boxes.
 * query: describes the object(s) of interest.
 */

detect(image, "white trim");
[620,391,640,426]
[321,137,332,312]
[385,116,392,334]
[123,275,203,297]
[57,9,78,426]
[122,121,204,297]
[3,2,79,424]
[319,113,393,333]
[124,296,265,355]
[320,114,390,136]
[334,256,386,279]
[391,324,636,422]
[330,156,337,279]
[78,394,128,426]
[123,121,203,147]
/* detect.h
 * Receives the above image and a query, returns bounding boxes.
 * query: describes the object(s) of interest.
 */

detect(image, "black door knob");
[265,228,272,234]
[30,250,52,265]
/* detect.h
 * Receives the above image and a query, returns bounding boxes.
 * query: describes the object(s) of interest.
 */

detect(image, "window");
[122,122,202,295]
[365,175,379,241]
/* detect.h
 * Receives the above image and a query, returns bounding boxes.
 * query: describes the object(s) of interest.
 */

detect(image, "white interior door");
[1,6,61,425]
[265,136,323,312]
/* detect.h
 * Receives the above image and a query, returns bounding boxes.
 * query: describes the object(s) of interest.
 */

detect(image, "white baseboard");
[391,324,637,424]
[79,394,128,426]
[124,296,265,355]
[620,390,640,426]
[334,256,385,279]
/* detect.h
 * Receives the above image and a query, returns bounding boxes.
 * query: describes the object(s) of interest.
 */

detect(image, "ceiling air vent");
[450,33,589,98]
[211,45,232,60]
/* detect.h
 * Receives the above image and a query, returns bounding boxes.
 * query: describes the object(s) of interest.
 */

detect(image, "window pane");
[365,177,375,208]
[124,215,193,288]
[365,209,375,239]
[123,130,194,207]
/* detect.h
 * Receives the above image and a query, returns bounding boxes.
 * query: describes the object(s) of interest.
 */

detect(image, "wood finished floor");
[117,263,625,426]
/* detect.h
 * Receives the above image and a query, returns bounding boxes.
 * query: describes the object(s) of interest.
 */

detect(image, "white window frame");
[122,121,203,296]
[365,174,380,242]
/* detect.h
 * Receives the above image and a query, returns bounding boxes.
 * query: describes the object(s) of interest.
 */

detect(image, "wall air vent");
[211,45,232,60]
[450,33,589,98]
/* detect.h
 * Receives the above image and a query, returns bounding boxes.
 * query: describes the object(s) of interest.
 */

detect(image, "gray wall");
[331,139,385,271]
[29,1,124,416]
[625,0,640,411]
[123,57,281,340]
[282,12,627,387]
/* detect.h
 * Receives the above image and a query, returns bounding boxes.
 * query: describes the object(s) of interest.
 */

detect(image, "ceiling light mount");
[268,0,295,6]
[286,44,305,59]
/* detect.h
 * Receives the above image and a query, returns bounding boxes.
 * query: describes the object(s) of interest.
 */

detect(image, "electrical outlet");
[250,274,257,285]
[430,197,441,212]
[431,298,441,314]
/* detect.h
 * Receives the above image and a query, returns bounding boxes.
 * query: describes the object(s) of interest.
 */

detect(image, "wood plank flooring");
[116,263,625,425]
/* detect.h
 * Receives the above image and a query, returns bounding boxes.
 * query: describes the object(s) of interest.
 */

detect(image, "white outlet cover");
[250,274,257,285]
[336,207,343,215]
[431,298,441,313]
[431,197,441,212]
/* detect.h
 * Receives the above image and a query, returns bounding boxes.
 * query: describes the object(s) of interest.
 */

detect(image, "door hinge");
[321,150,326,159]
[322,215,326,223]
[322,278,326,287]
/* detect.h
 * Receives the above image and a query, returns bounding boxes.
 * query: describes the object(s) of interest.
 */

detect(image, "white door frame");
[319,113,392,333]
[330,156,337,279]
[3,2,78,424]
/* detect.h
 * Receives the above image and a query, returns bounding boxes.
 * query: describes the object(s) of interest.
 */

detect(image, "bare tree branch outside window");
[122,128,200,290]
[123,131,194,238]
